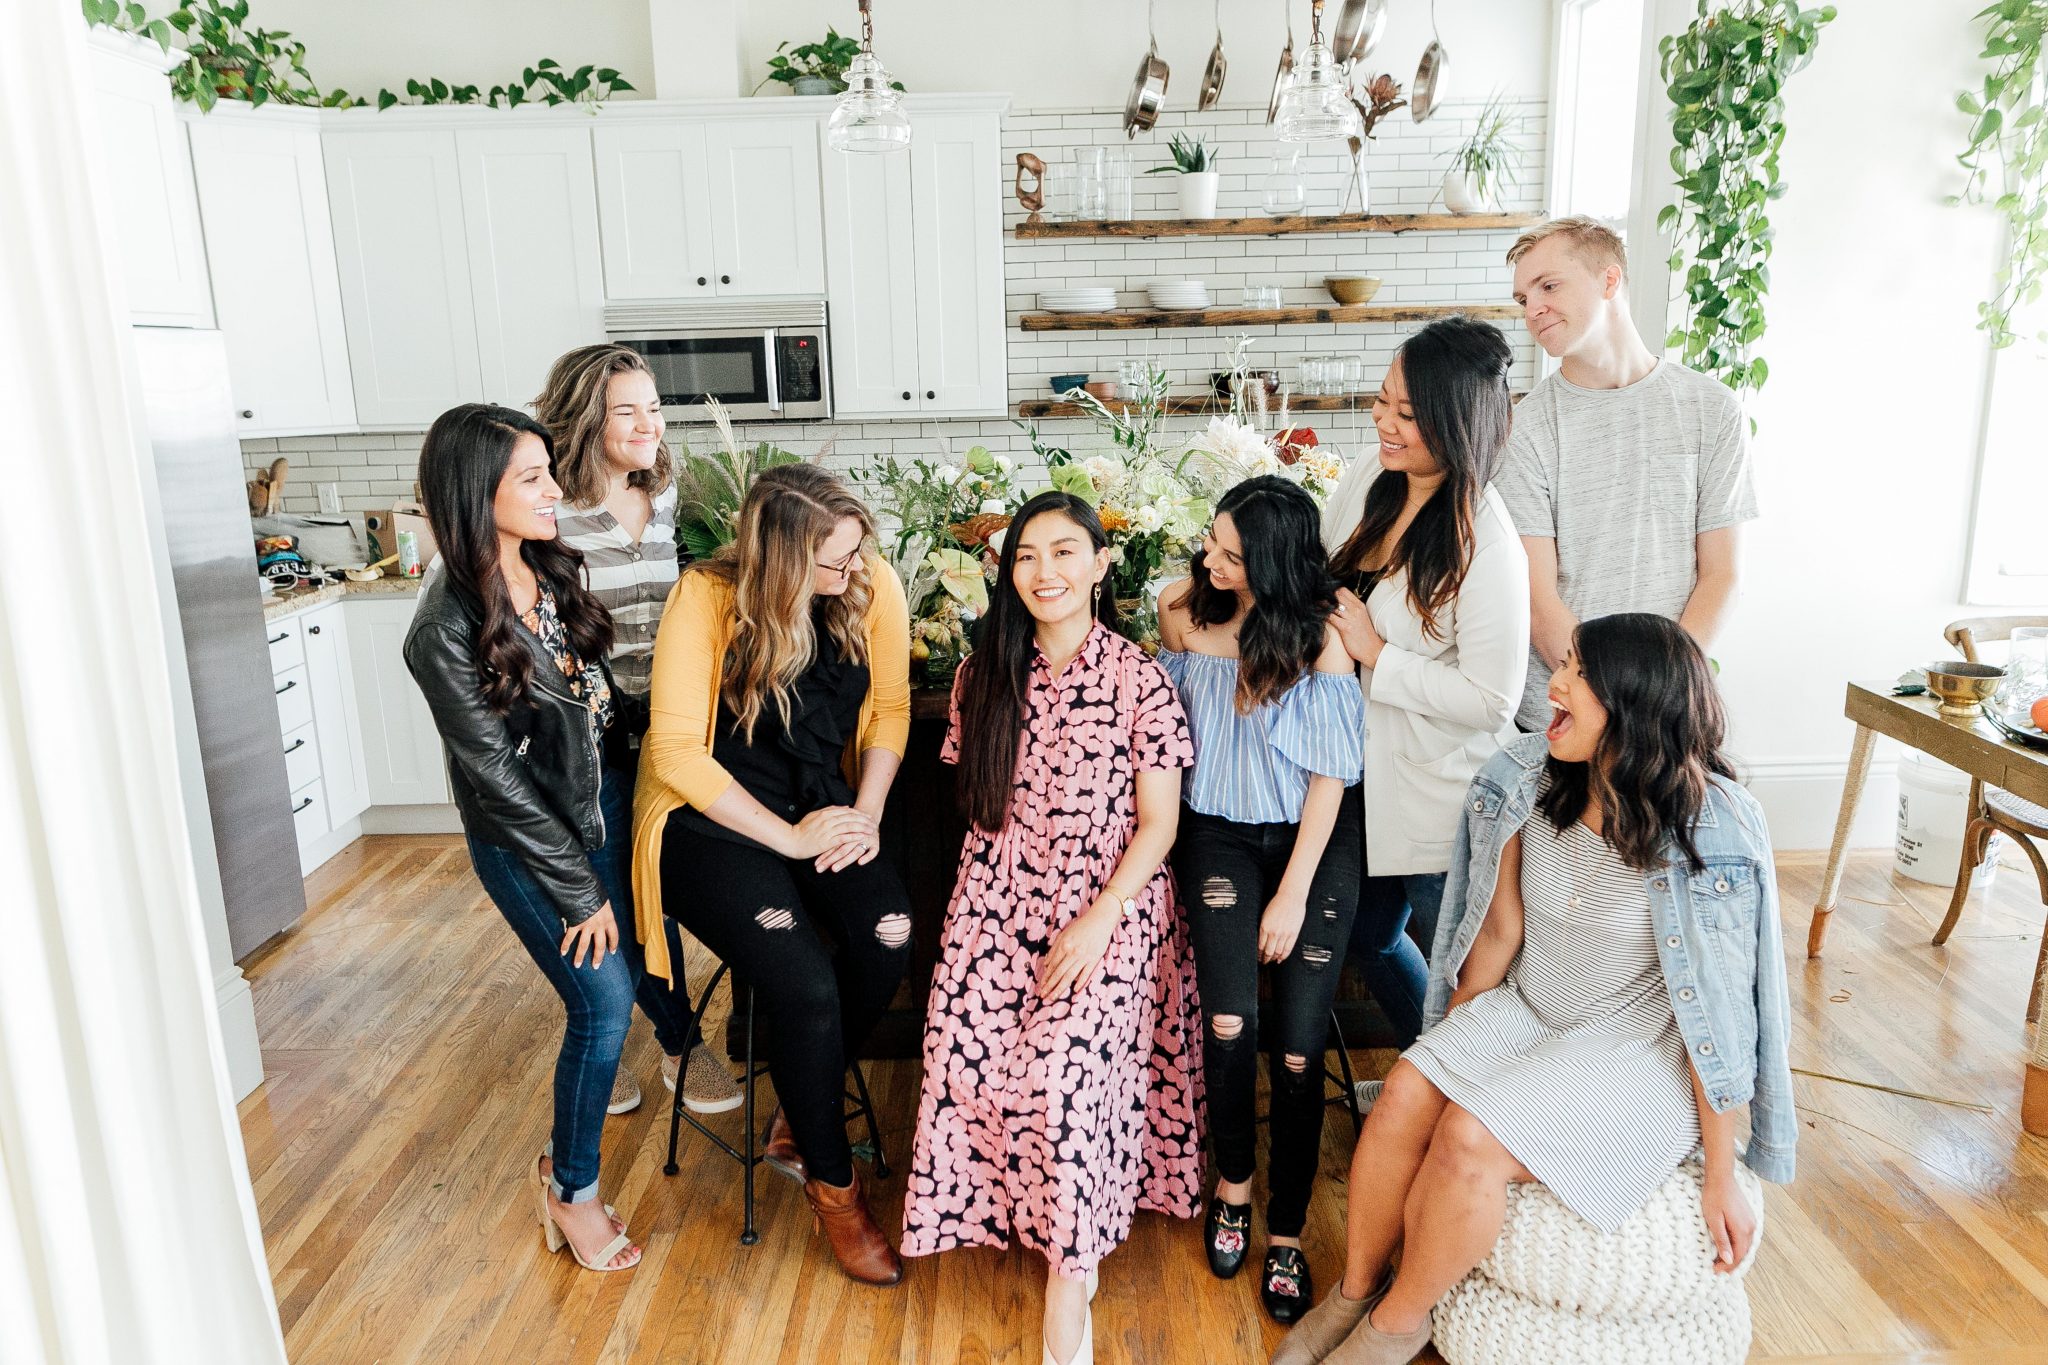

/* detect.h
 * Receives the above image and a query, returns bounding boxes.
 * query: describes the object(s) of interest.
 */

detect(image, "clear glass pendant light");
[1275,0,1361,142]
[827,0,911,153]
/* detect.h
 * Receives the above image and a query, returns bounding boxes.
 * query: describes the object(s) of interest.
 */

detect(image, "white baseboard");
[214,965,263,1101]
[359,803,463,835]
[1740,754,1901,854]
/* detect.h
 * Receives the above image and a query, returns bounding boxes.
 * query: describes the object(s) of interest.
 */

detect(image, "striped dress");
[555,484,678,699]
[1404,799,1700,1230]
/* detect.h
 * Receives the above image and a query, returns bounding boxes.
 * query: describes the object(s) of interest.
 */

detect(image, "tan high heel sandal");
[533,1154,639,1272]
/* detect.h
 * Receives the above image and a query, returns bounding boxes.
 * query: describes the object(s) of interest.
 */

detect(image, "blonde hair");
[1505,215,1629,281]
[700,463,875,742]
[532,344,673,508]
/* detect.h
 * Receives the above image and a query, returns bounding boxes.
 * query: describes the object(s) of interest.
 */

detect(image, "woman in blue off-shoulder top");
[1158,475,1365,1325]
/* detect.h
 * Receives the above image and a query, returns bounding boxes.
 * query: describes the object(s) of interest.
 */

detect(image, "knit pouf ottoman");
[1432,1160,1764,1365]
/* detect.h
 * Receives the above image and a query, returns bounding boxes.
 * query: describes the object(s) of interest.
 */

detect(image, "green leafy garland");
[1657,0,1836,412]
[83,0,634,113]
[1954,1,2048,348]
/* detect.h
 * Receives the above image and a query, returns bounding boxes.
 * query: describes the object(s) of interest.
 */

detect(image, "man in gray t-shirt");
[1496,218,1758,731]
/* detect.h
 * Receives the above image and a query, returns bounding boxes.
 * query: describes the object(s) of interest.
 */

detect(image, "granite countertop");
[262,574,422,622]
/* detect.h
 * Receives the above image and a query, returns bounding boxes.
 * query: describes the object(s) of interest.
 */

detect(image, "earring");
[1092,580,1102,610]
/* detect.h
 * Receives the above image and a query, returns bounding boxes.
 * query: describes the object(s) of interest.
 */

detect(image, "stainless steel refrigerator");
[134,327,306,958]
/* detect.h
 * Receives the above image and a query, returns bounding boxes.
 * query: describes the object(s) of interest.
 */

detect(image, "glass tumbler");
[1074,146,1108,220]
[1106,150,1135,220]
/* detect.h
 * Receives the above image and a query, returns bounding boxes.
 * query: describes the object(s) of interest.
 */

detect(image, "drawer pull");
[284,738,306,755]
[275,679,297,696]
[268,632,288,644]
[308,625,322,635]
[292,796,314,814]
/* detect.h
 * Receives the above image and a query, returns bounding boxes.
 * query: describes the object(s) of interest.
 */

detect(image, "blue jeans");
[1347,871,1447,1049]
[466,769,695,1204]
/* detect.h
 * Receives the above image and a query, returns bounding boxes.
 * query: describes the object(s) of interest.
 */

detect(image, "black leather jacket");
[403,570,611,925]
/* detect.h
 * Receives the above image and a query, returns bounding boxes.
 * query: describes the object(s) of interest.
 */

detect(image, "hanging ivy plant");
[82,0,634,113]
[1954,1,2048,348]
[1657,0,1836,414]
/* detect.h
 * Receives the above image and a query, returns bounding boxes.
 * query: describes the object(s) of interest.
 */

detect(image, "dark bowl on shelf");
[1050,373,1089,394]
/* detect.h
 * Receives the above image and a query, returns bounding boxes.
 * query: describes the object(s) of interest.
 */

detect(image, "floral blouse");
[521,585,613,735]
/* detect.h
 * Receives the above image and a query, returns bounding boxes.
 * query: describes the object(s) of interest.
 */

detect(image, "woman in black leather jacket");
[403,403,657,1274]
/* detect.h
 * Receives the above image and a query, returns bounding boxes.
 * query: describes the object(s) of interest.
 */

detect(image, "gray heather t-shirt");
[1495,360,1758,731]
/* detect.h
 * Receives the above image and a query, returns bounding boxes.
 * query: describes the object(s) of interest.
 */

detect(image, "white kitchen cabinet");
[592,121,718,300]
[301,601,370,827]
[346,596,450,807]
[85,30,213,327]
[186,110,357,436]
[821,105,1007,418]
[594,115,824,301]
[457,126,606,409]
[704,119,825,297]
[322,128,484,427]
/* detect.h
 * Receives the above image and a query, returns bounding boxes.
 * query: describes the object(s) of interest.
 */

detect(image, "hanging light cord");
[858,0,875,55]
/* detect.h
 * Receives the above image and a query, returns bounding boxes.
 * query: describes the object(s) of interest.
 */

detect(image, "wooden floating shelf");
[1019,303,1522,331]
[1014,212,1544,240]
[1017,390,1527,419]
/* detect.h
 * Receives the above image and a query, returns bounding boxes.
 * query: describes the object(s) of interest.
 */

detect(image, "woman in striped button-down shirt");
[1156,475,1366,1325]
[535,344,741,1118]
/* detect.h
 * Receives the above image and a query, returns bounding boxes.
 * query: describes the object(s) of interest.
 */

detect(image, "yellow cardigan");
[630,556,911,982]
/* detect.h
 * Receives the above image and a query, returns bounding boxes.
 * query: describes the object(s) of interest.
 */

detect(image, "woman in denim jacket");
[1274,614,1795,1365]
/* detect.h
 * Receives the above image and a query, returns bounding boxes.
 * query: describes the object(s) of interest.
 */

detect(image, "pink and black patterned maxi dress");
[902,622,1206,1279]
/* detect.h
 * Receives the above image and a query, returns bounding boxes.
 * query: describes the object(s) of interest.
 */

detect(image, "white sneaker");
[665,1045,744,1115]
[607,1067,642,1115]
[1354,1079,1383,1114]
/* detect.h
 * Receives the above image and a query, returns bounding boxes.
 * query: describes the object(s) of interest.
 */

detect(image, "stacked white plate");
[1148,280,1211,311]
[1038,287,1116,313]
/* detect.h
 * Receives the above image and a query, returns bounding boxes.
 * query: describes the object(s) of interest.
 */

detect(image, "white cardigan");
[1321,462,1531,876]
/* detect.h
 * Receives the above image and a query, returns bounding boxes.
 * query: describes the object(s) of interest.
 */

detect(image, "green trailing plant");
[1146,134,1214,175]
[754,28,905,94]
[1657,0,1836,414]
[1954,1,2048,348]
[1443,90,1525,203]
[82,0,633,112]
[671,399,811,560]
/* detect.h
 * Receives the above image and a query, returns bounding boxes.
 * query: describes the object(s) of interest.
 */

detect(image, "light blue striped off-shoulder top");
[1157,648,1365,825]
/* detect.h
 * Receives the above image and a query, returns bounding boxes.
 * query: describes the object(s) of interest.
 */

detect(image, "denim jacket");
[1424,733,1798,1185]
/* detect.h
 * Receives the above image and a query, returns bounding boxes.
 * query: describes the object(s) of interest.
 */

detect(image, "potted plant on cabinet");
[1146,134,1221,219]
[756,27,905,96]
[1441,91,1524,213]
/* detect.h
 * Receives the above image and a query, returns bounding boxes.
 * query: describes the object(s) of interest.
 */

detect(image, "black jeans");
[1171,787,1363,1237]
[660,814,912,1188]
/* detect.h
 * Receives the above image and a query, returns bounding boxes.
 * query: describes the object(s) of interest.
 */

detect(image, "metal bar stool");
[1253,1009,1365,1140]
[662,960,889,1245]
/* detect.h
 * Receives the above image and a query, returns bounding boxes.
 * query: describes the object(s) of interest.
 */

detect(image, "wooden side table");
[1806,682,2048,1133]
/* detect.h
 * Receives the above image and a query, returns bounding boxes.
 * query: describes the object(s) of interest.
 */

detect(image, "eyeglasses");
[815,547,861,576]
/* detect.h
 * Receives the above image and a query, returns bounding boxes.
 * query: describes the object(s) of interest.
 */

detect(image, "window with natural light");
[1966,307,2048,604]
[1549,0,1646,225]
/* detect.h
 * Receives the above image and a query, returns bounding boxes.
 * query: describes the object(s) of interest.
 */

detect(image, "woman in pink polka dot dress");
[901,492,1205,1365]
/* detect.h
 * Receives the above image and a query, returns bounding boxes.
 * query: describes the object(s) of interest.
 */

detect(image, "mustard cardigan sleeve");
[643,570,737,813]
[860,556,912,760]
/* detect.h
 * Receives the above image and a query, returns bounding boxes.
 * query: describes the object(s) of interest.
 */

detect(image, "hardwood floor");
[239,837,2048,1363]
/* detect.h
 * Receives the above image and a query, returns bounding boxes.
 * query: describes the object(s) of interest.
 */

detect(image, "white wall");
[1702,0,2043,848]
[250,0,1549,108]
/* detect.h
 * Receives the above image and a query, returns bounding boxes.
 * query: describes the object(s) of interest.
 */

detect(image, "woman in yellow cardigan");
[632,462,912,1286]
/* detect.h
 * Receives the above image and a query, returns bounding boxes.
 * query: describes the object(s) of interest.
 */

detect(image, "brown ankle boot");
[804,1174,903,1286]
[764,1106,806,1184]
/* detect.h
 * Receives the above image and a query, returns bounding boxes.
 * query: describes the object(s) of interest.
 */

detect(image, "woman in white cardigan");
[1321,317,1530,1047]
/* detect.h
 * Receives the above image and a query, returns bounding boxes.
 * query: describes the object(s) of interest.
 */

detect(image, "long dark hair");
[1536,613,1737,872]
[954,491,1118,832]
[417,403,614,715]
[1170,475,1336,712]
[1333,316,1513,640]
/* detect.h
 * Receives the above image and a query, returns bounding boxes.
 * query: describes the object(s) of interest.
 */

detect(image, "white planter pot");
[1177,171,1221,219]
[1443,168,1495,214]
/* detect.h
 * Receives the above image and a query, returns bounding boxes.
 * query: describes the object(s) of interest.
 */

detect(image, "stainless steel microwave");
[603,300,831,423]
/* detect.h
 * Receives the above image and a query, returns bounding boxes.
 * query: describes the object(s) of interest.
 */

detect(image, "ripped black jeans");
[660,814,912,1188]
[1171,787,1362,1237]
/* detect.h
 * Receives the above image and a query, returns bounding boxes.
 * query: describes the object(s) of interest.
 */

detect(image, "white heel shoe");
[1041,1307,1092,1365]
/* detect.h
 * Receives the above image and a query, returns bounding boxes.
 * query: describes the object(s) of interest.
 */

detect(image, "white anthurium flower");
[933,464,960,485]
[993,454,1014,474]
[979,497,1006,515]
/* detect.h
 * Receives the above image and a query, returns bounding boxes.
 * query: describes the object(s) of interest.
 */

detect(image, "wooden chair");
[1933,616,2048,1020]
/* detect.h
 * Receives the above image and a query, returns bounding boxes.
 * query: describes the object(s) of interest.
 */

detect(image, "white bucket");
[1895,750,2002,889]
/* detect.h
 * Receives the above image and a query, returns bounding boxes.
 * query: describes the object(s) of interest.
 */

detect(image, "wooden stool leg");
[1809,724,1877,958]
[1932,815,1990,946]
[2027,942,2048,1137]
[740,984,758,1247]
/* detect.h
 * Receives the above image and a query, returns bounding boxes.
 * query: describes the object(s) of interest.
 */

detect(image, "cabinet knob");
[901,390,912,401]
[926,390,936,400]
[696,276,707,286]
[308,625,322,635]
[239,409,254,420]
[720,274,731,284]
